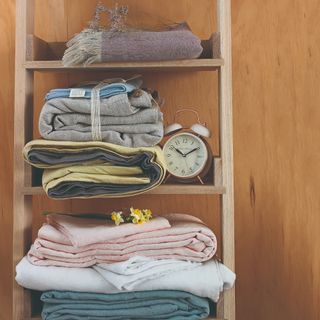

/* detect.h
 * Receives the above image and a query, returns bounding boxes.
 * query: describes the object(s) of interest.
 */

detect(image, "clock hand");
[173,146,186,157]
[184,147,200,156]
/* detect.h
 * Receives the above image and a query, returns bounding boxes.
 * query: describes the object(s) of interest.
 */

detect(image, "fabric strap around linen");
[91,84,103,141]
[90,76,143,141]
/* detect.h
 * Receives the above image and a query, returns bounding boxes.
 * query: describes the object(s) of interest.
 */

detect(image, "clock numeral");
[166,154,171,157]
[169,145,174,151]
[169,161,173,165]
[183,138,188,143]
[175,140,180,146]
[197,155,203,158]
[181,169,185,175]
[189,167,193,172]
[195,162,200,166]
[174,167,178,171]
[191,141,195,145]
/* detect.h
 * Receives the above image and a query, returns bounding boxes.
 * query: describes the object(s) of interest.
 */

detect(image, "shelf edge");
[22,185,226,196]
[24,59,224,71]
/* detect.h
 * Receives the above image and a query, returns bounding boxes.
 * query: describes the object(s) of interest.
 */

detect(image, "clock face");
[163,132,208,179]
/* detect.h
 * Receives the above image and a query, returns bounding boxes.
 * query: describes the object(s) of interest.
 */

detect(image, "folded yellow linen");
[23,140,166,199]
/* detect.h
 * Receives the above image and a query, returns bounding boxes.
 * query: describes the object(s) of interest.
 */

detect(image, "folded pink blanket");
[46,214,171,247]
[28,213,217,267]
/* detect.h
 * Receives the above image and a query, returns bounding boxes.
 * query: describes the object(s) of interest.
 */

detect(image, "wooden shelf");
[22,185,226,196]
[30,317,224,320]
[24,59,223,71]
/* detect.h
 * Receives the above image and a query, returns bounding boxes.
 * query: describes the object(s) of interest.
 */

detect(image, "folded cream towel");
[16,257,235,303]
[93,256,200,290]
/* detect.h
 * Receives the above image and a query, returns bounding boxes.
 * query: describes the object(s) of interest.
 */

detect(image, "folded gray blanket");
[63,23,203,66]
[39,89,163,148]
[41,290,210,320]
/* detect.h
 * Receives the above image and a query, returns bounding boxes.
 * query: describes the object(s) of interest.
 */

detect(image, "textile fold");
[41,290,210,320]
[16,257,236,303]
[23,140,166,198]
[27,213,217,266]
[39,84,163,147]
[63,24,203,66]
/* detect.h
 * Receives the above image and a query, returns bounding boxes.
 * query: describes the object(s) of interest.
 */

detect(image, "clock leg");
[197,176,205,185]
[164,173,172,184]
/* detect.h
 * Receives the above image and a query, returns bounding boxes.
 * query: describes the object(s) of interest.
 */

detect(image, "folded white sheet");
[16,257,235,302]
[93,256,201,290]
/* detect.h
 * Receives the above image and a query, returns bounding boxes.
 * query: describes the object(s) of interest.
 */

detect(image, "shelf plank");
[24,59,224,71]
[22,185,226,196]
[31,317,224,320]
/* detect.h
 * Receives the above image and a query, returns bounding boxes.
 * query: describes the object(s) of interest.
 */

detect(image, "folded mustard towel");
[23,140,166,199]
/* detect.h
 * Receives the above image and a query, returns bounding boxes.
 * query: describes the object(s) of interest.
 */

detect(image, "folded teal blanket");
[41,290,210,320]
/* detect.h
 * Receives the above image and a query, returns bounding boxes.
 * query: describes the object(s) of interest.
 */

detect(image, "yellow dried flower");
[111,211,124,226]
[142,209,152,222]
[130,207,146,224]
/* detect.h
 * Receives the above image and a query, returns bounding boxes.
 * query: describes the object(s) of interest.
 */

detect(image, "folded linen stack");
[16,213,236,320]
[39,79,164,147]
[23,77,166,198]
[28,213,217,266]
[23,140,166,199]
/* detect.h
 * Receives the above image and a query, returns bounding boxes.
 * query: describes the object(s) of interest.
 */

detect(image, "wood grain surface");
[232,1,320,319]
[1,0,320,319]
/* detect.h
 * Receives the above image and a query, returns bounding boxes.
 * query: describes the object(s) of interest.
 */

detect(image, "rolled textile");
[27,213,217,267]
[39,86,164,148]
[63,23,203,66]
[41,290,210,320]
[16,257,236,302]
[23,140,166,198]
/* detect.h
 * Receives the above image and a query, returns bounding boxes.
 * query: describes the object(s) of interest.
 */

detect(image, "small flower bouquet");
[111,207,153,226]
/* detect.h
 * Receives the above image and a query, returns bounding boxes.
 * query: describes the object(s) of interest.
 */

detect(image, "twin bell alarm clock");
[162,108,213,184]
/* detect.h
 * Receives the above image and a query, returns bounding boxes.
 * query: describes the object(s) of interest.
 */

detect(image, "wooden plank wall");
[0,0,319,319]
[232,1,320,319]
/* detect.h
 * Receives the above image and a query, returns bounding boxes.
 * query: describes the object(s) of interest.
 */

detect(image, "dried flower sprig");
[111,207,153,225]
[42,208,153,226]
[88,2,129,32]
[111,211,125,226]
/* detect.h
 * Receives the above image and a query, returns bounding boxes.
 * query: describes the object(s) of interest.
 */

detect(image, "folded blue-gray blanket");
[41,290,210,320]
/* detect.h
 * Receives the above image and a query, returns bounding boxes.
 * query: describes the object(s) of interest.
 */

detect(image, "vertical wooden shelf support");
[217,0,235,320]
[13,0,34,319]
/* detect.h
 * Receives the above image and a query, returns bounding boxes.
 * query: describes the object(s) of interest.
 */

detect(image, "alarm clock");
[163,109,213,183]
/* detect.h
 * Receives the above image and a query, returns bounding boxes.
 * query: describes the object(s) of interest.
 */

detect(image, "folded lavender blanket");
[28,213,217,267]
[63,24,203,66]
[39,88,163,148]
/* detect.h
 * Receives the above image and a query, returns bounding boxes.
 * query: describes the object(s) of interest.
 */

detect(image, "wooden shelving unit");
[13,0,235,319]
